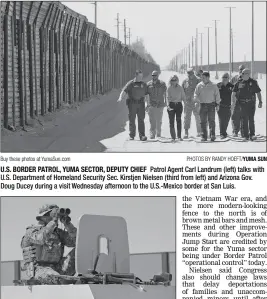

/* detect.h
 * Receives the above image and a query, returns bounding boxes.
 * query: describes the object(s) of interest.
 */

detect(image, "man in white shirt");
[194,72,221,142]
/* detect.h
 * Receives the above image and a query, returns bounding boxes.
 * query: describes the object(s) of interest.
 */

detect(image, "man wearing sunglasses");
[146,70,167,139]
[217,73,234,139]
[118,70,148,141]
[232,68,262,141]
[21,204,77,284]
[182,68,202,139]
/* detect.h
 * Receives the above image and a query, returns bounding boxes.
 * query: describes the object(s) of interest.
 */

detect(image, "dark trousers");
[167,102,183,139]
[217,105,231,137]
[231,102,244,136]
[127,100,145,138]
[239,100,256,138]
[199,102,216,139]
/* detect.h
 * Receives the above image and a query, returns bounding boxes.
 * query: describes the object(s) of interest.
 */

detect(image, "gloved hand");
[60,215,71,225]
[258,101,263,108]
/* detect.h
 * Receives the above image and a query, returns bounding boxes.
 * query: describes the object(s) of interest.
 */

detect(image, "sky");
[62,1,266,68]
[1,197,175,262]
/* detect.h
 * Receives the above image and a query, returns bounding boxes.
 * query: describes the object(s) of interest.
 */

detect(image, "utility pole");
[123,19,127,45]
[225,6,236,77]
[251,2,254,78]
[115,13,121,39]
[199,32,203,69]
[188,43,190,68]
[205,26,212,70]
[127,28,131,45]
[213,20,219,79]
[91,2,97,26]
[231,29,234,74]
[184,47,188,69]
[192,37,194,68]
[196,28,198,71]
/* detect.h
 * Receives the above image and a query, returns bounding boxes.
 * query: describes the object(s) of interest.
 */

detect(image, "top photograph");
[0,1,266,153]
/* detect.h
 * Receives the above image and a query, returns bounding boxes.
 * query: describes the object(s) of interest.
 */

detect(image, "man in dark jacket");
[217,73,234,139]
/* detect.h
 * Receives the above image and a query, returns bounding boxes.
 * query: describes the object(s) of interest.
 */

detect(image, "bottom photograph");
[1,196,176,299]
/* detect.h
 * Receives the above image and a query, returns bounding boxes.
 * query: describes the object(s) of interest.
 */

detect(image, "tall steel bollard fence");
[0,1,160,129]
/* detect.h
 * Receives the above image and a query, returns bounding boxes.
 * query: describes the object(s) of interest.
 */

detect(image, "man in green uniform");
[231,64,245,137]
[232,68,262,141]
[146,70,167,139]
[21,204,76,284]
[182,68,202,138]
[118,70,148,141]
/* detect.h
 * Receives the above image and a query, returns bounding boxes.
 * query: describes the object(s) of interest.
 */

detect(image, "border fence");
[168,60,266,75]
[0,1,160,129]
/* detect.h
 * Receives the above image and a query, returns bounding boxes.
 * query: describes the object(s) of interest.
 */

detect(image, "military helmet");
[36,204,59,220]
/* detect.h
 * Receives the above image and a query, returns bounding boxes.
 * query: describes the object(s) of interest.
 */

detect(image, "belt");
[220,104,231,108]
[200,102,216,105]
[169,101,182,104]
[36,261,58,267]
[130,98,144,104]
[239,98,253,103]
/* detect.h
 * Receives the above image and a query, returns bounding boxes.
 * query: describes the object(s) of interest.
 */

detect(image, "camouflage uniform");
[231,74,244,136]
[21,204,77,285]
[182,75,202,135]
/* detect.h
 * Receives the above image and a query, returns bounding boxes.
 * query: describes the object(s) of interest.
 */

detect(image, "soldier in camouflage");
[21,204,77,284]
[182,68,202,138]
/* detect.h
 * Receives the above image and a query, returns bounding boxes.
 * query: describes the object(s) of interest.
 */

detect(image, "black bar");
[49,29,54,112]
[33,26,38,116]
[28,24,34,118]
[11,15,16,127]
[162,252,170,274]
[18,19,24,126]
[55,31,60,109]
[40,27,45,115]
[14,261,21,281]
[3,15,9,128]
[43,29,47,113]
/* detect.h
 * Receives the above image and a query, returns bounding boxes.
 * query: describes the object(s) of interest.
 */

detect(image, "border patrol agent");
[182,68,202,138]
[21,204,76,284]
[231,64,245,137]
[146,70,167,139]
[232,68,262,141]
[118,70,148,141]
[217,73,234,138]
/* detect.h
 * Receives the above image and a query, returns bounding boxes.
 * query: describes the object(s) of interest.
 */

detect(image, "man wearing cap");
[21,204,77,284]
[217,73,234,139]
[118,70,148,141]
[182,68,202,139]
[196,69,203,80]
[231,64,245,137]
[194,71,221,141]
[232,68,262,141]
[146,70,167,139]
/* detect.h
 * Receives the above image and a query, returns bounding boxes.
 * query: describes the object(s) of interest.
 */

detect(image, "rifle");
[52,272,172,286]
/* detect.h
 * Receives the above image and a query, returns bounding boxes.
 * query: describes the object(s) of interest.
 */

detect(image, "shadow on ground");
[1,89,129,153]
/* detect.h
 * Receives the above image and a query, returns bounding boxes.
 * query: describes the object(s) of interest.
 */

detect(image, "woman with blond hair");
[166,75,186,141]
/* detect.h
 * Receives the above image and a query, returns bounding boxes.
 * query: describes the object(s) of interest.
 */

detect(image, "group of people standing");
[118,65,262,142]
